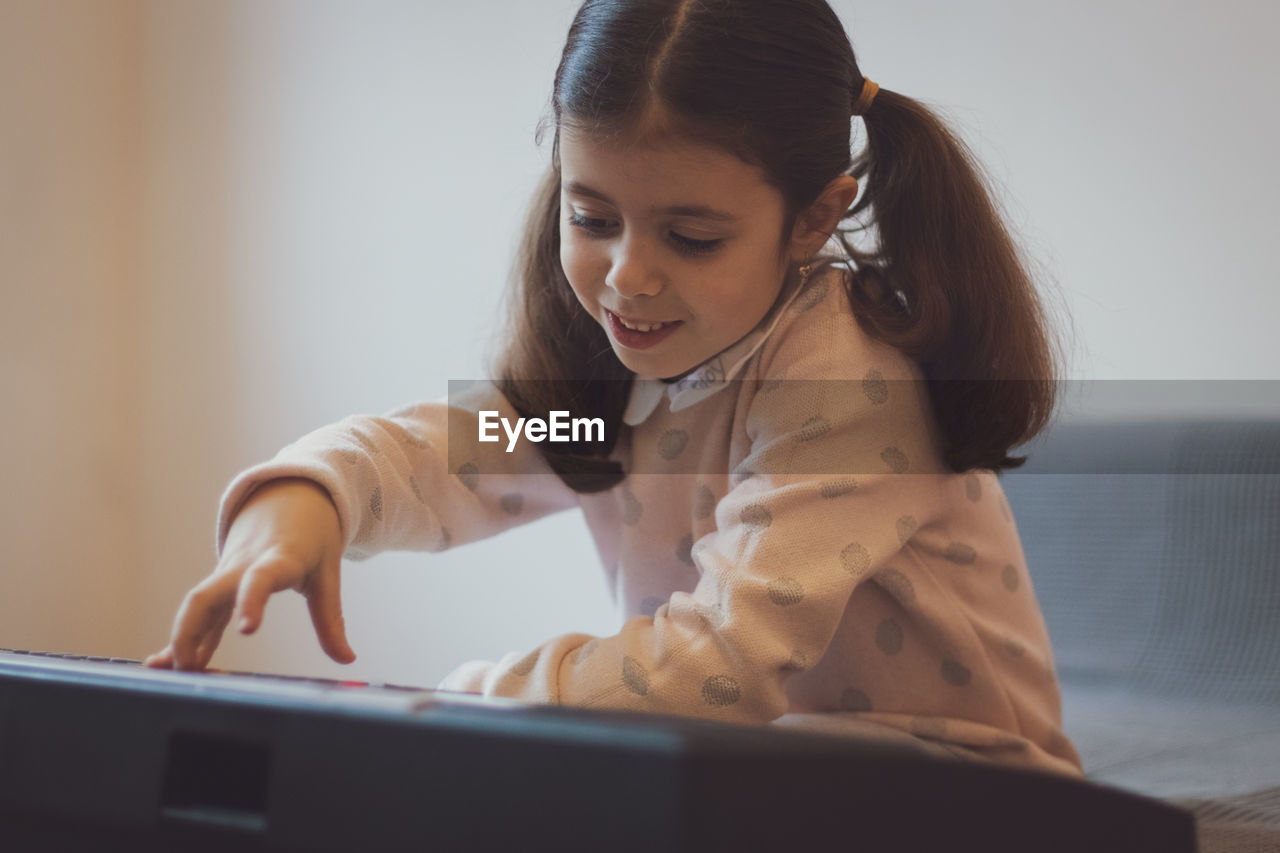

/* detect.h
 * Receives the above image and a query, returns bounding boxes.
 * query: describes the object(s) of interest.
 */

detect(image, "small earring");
[798,262,814,285]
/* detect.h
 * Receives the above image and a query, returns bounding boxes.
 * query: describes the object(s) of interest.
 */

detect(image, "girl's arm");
[148,381,580,671]
[217,381,581,560]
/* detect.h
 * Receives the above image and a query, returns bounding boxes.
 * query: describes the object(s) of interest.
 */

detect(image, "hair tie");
[852,77,879,116]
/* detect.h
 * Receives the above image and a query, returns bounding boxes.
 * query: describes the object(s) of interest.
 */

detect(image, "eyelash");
[566,213,723,257]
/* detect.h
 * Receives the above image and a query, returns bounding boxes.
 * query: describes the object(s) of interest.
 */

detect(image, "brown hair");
[497,0,1061,489]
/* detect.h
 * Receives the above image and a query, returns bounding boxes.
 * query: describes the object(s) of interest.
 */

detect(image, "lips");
[604,309,683,350]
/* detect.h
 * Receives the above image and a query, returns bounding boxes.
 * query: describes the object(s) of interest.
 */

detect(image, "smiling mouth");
[612,313,678,332]
[604,310,684,350]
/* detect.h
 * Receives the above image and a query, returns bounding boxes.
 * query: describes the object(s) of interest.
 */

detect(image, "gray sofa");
[1004,420,1280,853]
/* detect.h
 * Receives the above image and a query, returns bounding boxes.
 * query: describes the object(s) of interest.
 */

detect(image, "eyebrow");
[565,181,740,223]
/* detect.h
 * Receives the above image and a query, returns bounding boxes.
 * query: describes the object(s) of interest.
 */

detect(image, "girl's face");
[558,125,795,379]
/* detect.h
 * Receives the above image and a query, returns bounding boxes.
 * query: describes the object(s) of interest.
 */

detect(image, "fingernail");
[239,617,252,633]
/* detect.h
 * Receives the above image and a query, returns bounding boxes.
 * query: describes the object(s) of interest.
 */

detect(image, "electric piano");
[0,649,1194,851]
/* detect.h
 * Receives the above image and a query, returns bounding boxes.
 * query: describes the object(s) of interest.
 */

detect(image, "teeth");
[617,316,669,333]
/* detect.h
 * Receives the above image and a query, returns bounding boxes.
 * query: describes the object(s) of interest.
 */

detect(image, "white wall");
[2,1,1276,680]
[0,0,143,656]
[843,0,1280,418]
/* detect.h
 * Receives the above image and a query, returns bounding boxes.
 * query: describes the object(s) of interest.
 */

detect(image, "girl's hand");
[144,477,356,672]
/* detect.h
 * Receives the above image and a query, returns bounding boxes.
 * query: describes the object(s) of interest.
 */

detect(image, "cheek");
[559,234,597,302]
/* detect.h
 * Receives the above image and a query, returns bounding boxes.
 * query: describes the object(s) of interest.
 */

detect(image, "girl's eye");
[567,213,613,234]
[567,213,722,257]
[669,232,722,256]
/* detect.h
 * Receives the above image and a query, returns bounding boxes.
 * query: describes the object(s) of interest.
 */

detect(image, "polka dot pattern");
[370,487,383,521]
[244,266,1091,764]
[941,659,972,686]
[741,504,772,529]
[840,542,871,575]
[622,656,650,695]
[511,649,539,676]
[862,369,889,404]
[456,462,479,491]
[875,618,903,655]
[693,484,716,520]
[782,650,808,672]
[353,432,381,456]
[766,577,805,606]
[796,416,831,442]
[839,687,872,712]
[675,533,695,566]
[702,675,742,707]
[793,278,829,312]
[819,478,858,499]
[964,473,983,503]
[944,542,977,565]
[1001,563,1020,592]
[658,429,690,460]
[881,446,910,473]
[621,488,644,525]
[877,567,916,605]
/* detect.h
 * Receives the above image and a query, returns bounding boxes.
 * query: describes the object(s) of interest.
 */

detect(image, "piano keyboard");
[0,648,1195,852]
[1,647,462,714]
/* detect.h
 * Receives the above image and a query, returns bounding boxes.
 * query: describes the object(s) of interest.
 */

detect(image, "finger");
[193,604,233,671]
[143,646,175,669]
[234,556,301,635]
[171,577,237,671]
[305,559,356,664]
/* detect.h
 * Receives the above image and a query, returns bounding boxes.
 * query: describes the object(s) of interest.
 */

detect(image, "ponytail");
[836,83,1060,471]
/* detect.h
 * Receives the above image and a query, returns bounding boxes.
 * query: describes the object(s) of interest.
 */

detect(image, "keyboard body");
[0,650,1195,852]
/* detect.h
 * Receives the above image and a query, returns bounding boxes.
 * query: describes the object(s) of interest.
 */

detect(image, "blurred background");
[1,0,1276,686]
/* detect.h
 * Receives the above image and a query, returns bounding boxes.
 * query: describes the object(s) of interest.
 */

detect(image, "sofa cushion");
[1005,420,1280,701]
[1004,420,1280,853]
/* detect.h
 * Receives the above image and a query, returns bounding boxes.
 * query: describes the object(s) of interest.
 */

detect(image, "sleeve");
[439,302,949,724]
[216,381,580,560]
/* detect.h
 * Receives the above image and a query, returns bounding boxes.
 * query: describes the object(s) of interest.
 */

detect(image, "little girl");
[147,0,1082,777]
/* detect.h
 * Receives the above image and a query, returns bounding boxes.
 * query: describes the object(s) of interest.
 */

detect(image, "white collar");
[622,266,832,426]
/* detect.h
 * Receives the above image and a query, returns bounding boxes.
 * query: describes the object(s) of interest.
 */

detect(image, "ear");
[787,175,860,261]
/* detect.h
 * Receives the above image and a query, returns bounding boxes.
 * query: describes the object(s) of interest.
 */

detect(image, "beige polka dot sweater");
[218,263,1083,777]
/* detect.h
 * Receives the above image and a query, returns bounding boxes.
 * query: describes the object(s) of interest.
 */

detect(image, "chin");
[612,348,681,380]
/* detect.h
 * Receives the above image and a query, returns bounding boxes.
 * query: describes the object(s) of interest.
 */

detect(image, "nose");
[605,236,664,299]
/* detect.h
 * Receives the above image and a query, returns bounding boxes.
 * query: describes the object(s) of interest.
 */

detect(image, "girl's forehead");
[559,124,777,207]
